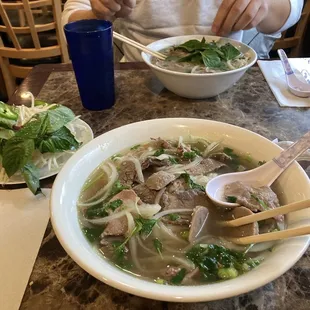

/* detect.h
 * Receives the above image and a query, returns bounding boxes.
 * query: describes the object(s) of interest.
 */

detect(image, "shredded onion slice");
[153,208,193,220]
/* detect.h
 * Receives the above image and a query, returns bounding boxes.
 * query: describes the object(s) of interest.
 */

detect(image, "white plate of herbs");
[0,97,93,194]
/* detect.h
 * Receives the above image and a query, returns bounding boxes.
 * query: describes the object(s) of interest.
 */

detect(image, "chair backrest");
[0,0,69,69]
[272,0,310,56]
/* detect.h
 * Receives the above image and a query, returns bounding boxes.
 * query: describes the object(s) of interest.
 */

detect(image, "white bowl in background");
[51,118,310,302]
[141,35,257,99]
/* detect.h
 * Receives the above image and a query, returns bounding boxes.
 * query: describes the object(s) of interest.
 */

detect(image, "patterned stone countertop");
[17,65,310,310]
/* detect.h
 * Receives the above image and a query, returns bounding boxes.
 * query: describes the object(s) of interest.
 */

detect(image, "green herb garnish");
[226,196,237,203]
[175,39,241,70]
[251,194,268,210]
[169,157,179,164]
[170,268,186,285]
[86,199,123,219]
[82,227,105,243]
[154,148,165,157]
[153,238,163,258]
[135,217,157,239]
[183,151,196,160]
[168,213,180,221]
[186,244,261,283]
[181,173,205,191]
[130,144,140,150]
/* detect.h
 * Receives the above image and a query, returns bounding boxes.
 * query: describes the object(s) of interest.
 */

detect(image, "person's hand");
[90,0,136,20]
[212,0,269,36]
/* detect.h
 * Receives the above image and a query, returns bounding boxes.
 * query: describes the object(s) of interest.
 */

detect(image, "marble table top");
[9,63,310,310]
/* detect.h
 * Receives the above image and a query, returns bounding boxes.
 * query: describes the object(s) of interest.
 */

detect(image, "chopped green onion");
[251,194,268,210]
[218,268,238,279]
[155,278,166,285]
[180,230,189,240]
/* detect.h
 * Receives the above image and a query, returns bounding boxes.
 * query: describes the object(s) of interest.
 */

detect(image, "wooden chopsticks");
[220,199,310,245]
[221,199,310,227]
[113,31,166,60]
[228,226,310,245]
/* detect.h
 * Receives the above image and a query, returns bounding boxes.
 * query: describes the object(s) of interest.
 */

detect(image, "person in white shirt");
[62,0,304,61]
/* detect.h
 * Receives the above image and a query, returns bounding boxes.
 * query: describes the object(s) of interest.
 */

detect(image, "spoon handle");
[278,49,294,75]
[273,131,310,169]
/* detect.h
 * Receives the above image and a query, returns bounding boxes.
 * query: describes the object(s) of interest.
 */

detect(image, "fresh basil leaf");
[170,268,186,285]
[178,51,202,63]
[37,126,80,153]
[2,137,35,177]
[15,114,49,139]
[200,50,222,69]
[0,129,15,140]
[176,39,207,52]
[21,162,41,195]
[220,43,241,61]
[36,105,75,134]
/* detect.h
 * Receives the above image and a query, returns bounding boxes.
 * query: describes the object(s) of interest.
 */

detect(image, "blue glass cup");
[64,20,115,110]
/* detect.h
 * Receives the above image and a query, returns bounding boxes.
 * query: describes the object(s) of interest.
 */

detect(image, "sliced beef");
[187,158,225,176]
[167,178,188,193]
[223,207,259,238]
[146,171,176,190]
[188,206,209,242]
[103,216,128,236]
[161,189,211,210]
[259,218,278,234]
[110,189,138,203]
[224,181,280,212]
[142,157,171,170]
[103,189,138,237]
[161,266,181,279]
[118,160,136,186]
[133,184,157,204]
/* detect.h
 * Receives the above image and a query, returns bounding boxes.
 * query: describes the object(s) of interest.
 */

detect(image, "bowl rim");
[141,35,258,77]
[50,118,310,302]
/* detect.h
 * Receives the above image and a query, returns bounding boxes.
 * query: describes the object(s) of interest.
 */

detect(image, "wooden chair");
[0,0,69,97]
[272,0,310,57]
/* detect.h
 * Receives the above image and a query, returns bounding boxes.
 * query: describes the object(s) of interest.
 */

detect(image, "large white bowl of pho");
[141,35,257,99]
[51,118,310,302]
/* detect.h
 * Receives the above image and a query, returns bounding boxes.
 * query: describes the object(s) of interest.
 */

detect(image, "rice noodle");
[87,209,130,225]
[159,156,203,174]
[153,208,193,220]
[154,187,166,205]
[126,212,144,271]
[78,162,118,207]
[136,235,157,255]
[157,222,188,244]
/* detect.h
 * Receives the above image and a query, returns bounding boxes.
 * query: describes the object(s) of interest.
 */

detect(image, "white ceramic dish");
[1,119,93,185]
[141,35,257,99]
[51,118,310,302]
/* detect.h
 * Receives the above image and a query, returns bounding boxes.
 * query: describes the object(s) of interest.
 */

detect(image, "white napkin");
[258,58,310,108]
[0,189,50,310]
